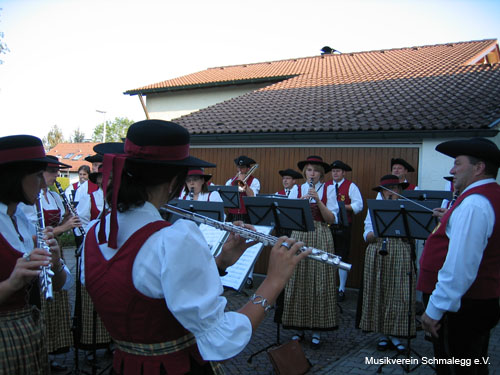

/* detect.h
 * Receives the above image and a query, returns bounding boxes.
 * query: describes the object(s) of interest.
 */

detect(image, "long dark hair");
[106,160,188,212]
[0,161,47,205]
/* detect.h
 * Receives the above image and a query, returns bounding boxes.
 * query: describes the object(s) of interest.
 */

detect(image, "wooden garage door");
[190,145,420,289]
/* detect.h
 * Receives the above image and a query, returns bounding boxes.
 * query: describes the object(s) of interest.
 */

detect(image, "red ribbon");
[0,146,46,163]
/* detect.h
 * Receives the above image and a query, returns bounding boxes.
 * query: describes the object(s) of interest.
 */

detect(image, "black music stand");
[167,199,225,223]
[207,185,240,209]
[367,199,439,374]
[244,196,314,364]
[337,201,349,227]
[402,190,452,202]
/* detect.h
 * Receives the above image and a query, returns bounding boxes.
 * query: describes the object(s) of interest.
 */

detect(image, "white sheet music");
[199,223,229,257]
[221,225,274,291]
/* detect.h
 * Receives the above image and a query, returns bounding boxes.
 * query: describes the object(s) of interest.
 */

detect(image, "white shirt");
[288,181,339,222]
[20,190,65,225]
[180,190,223,203]
[81,202,252,360]
[1,202,73,290]
[78,188,104,224]
[333,178,364,215]
[425,179,496,321]
[376,180,419,200]
[225,177,261,195]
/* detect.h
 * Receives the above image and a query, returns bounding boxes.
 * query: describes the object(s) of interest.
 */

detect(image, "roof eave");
[189,129,499,145]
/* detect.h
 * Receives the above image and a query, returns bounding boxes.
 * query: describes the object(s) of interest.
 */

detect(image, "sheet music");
[199,223,229,257]
[221,225,274,291]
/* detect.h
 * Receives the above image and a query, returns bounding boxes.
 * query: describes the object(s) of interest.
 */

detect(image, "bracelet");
[250,294,274,313]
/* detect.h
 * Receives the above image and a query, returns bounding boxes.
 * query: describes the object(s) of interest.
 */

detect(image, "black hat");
[187,167,212,182]
[234,155,256,167]
[278,169,303,179]
[330,160,352,172]
[85,154,103,163]
[46,155,71,169]
[93,142,124,156]
[0,134,68,167]
[391,158,415,173]
[297,155,331,173]
[436,137,500,167]
[372,174,409,192]
[444,176,454,182]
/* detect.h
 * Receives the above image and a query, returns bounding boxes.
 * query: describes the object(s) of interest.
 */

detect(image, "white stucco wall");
[146,83,271,121]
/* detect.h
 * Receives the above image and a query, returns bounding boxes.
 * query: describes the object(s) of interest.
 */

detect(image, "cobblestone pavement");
[56,247,500,374]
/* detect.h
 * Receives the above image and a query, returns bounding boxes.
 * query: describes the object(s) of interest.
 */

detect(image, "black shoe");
[338,290,345,302]
[245,278,254,289]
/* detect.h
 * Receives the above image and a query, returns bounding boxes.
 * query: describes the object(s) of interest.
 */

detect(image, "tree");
[43,125,65,150]
[92,117,133,142]
[71,127,85,143]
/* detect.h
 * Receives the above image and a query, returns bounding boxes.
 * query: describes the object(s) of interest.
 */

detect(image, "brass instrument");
[236,164,259,192]
[54,181,85,237]
[34,193,54,301]
[162,204,351,271]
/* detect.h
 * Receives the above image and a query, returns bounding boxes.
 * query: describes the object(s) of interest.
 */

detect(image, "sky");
[0,0,499,141]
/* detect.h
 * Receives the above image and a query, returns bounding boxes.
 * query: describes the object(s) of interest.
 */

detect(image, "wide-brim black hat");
[436,137,500,167]
[234,155,256,167]
[46,155,71,169]
[85,154,103,163]
[278,168,303,179]
[372,174,409,192]
[187,167,212,182]
[391,158,415,173]
[297,155,331,173]
[0,135,68,167]
[330,160,352,172]
[94,120,215,168]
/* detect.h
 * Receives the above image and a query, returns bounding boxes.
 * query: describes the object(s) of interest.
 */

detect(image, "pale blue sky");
[0,0,499,140]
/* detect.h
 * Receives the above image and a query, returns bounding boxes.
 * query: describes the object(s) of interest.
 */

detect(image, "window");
[63,153,74,159]
[72,154,83,160]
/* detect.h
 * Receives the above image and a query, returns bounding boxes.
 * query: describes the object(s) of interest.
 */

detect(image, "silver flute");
[163,204,352,271]
[35,193,54,301]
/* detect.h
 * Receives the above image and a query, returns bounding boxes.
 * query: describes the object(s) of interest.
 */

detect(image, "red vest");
[228,175,255,215]
[417,182,500,299]
[90,193,101,221]
[297,182,328,222]
[406,183,417,191]
[326,179,354,224]
[0,234,29,312]
[88,181,99,194]
[84,221,205,374]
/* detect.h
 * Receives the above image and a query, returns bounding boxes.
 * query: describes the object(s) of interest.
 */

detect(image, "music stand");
[244,196,314,364]
[167,199,225,223]
[402,190,452,202]
[207,185,240,208]
[367,199,438,374]
[337,201,349,227]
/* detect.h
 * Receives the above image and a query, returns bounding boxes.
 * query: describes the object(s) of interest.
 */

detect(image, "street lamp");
[96,110,106,142]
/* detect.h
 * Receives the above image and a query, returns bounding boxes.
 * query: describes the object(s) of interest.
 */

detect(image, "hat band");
[306,157,324,163]
[125,139,189,161]
[0,145,46,163]
[381,178,401,186]
[187,169,204,176]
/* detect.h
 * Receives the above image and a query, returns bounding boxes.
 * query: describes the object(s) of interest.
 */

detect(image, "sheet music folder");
[207,185,240,208]
[367,199,441,240]
[242,196,314,232]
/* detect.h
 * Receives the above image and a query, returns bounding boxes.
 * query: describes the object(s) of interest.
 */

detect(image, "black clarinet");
[54,181,85,238]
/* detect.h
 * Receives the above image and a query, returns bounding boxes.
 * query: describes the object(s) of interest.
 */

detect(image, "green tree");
[43,125,65,150]
[71,127,85,143]
[92,117,133,142]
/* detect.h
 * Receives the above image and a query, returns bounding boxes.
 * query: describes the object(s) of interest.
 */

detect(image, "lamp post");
[96,110,107,142]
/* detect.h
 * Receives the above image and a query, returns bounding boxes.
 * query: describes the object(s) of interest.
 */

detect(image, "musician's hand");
[307,188,319,202]
[432,207,447,220]
[421,312,441,338]
[38,228,62,267]
[6,248,51,293]
[366,232,376,243]
[216,222,258,271]
[66,215,82,230]
[266,237,310,289]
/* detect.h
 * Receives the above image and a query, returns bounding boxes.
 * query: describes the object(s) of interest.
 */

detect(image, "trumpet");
[235,164,259,192]
[34,193,54,301]
[162,204,351,271]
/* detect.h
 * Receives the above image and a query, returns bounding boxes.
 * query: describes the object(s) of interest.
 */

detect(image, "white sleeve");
[160,221,252,360]
[348,183,363,214]
[363,211,374,241]
[249,178,260,195]
[326,184,339,222]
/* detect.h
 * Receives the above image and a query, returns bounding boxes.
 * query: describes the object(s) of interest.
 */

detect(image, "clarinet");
[54,181,85,237]
[35,193,54,301]
[189,187,195,200]
[308,178,314,203]
[162,204,352,271]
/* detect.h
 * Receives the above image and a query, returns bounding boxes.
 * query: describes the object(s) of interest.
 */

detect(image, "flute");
[162,204,352,271]
[35,193,54,301]
[54,181,85,237]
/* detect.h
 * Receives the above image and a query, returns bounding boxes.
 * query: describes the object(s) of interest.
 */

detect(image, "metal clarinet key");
[35,193,54,301]
[189,187,195,200]
[308,178,314,203]
[162,204,352,271]
[54,181,85,237]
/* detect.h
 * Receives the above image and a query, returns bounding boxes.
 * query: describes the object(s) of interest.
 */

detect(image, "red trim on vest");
[90,193,101,221]
[0,234,30,311]
[85,220,206,374]
[417,183,500,299]
[327,179,354,224]
[298,182,328,222]
[406,184,417,191]
[228,175,255,215]
[72,182,79,191]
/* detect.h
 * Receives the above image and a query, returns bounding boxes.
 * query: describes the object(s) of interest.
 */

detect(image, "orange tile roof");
[46,142,99,172]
